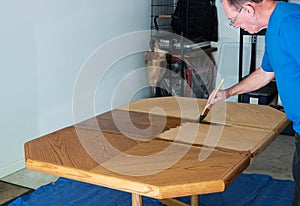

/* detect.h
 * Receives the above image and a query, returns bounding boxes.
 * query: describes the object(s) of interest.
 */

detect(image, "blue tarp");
[10,174,294,206]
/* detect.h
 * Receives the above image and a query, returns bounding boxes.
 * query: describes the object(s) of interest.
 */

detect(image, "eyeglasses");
[228,7,243,27]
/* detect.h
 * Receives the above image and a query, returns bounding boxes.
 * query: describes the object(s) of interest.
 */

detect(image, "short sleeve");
[261,48,273,72]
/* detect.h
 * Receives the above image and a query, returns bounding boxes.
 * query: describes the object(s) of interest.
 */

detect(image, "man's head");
[222,0,275,33]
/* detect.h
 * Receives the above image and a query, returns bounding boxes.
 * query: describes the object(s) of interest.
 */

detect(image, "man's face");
[222,0,260,34]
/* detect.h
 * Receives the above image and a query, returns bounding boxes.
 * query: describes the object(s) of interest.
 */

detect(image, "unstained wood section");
[118,96,204,121]
[158,122,277,156]
[118,97,289,133]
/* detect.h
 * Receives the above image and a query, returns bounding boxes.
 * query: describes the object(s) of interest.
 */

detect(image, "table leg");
[132,193,143,206]
[159,198,189,206]
[190,195,199,206]
[160,195,199,206]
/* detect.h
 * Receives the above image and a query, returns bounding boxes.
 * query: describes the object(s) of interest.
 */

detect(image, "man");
[208,0,300,205]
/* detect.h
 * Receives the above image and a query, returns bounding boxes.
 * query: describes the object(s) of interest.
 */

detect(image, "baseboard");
[0,159,25,178]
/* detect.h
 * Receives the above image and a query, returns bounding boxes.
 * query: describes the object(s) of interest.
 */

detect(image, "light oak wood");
[132,194,143,206]
[206,101,289,133]
[160,198,190,206]
[25,126,250,199]
[24,97,290,206]
[191,195,199,206]
[159,195,199,206]
[118,97,289,134]
[158,122,276,157]
[118,96,203,121]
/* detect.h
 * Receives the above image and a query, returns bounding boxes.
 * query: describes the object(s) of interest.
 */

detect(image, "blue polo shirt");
[262,2,300,134]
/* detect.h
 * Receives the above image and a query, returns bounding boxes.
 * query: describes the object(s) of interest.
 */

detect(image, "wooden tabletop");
[118,96,288,133]
[25,97,289,200]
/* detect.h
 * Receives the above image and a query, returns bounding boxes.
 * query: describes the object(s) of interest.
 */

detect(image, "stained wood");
[157,122,276,156]
[24,97,290,203]
[25,126,250,199]
[25,127,139,169]
[25,127,98,170]
[77,109,183,139]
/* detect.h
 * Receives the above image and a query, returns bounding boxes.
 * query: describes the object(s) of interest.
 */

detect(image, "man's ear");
[243,4,256,17]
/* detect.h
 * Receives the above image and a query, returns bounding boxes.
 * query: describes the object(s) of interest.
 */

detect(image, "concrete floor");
[1,169,58,190]
[0,134,295,201]
[244,133,294,180]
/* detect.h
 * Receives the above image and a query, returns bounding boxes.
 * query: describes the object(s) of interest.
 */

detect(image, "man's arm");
[208,67,275,105]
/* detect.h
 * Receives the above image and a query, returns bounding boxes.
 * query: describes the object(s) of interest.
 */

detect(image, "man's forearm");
[226,67,275,98]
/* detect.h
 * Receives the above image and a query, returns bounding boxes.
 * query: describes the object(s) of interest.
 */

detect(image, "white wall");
[0,0,151,177]
[0,0,38,177]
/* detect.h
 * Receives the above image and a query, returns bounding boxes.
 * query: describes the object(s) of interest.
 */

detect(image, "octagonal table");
[25,97,289,206]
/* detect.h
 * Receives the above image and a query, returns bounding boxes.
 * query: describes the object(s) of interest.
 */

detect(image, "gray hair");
[227,0,263,10]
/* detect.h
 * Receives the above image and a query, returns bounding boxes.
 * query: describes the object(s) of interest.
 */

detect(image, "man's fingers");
[207,90,226,105]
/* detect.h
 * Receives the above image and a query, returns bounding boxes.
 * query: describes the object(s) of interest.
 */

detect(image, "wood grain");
[25,126,250,199]
[24,97,290,202]
[77,109,183,139]
[206,101,289,133]
[160,198,190,206]
[25,127,98,170]
[132,194,143,206]
[25,127,139,168]
[118,97,289,134]
[118,96,204,121]
[157,122,276,156]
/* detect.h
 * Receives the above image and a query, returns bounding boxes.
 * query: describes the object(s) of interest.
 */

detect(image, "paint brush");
[196,79,224,123]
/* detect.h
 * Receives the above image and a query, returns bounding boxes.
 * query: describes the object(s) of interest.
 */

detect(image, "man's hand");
[207,89,229,105]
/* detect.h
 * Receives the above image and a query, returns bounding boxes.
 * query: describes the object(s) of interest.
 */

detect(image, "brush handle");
[205,79,225,109]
